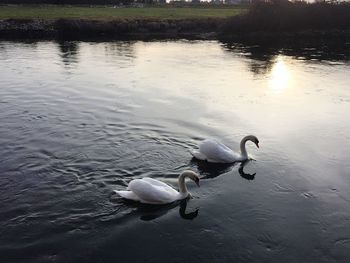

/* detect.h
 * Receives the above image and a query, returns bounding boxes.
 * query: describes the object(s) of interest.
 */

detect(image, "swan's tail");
[190,150,207,161]
[114,190,140,202]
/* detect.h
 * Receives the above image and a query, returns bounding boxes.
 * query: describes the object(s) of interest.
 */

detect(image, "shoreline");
[1,18,350,42]
[0,18,222,40]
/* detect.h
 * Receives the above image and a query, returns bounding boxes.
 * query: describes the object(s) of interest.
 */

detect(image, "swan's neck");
[240,137,249,159]
[178,173,188,194]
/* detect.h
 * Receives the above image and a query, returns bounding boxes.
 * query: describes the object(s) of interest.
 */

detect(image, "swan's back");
[128,179,179,204]
[141,177,177,193]
[199,139,238,163]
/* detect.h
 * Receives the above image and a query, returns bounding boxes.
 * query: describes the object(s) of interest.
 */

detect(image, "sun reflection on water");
[269,56,291,94]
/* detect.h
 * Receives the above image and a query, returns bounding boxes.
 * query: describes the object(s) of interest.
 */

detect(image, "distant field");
[0,5,246,20]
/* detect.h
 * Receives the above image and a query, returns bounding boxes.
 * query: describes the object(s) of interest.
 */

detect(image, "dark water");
[0,40,350,263]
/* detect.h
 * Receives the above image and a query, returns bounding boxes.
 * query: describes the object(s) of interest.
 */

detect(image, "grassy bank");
[0,5,246,20]
[1,3,350,41]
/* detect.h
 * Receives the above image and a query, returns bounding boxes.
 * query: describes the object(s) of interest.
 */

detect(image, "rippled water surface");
[1,40,350,262]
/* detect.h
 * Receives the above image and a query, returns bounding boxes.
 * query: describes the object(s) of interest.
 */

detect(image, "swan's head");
[182,170,200,187]
[244,135,259,149]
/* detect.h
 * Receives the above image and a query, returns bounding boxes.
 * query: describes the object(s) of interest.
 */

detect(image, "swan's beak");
[195,180,200,187]
[256,142,259,148]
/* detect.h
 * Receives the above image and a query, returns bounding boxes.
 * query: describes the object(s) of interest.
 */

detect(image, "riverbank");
[0,5,243,40]
[0,17,225,40]
[2,17,350,41]
[1,3,350,41]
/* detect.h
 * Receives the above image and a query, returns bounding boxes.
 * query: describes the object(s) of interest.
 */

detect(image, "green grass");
[0,5,246,20]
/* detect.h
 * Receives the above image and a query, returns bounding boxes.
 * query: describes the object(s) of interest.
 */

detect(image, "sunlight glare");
[269,56,291,93]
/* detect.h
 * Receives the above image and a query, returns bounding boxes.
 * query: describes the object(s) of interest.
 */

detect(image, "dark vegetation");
[0,17,224,39]
[220,1,350,39]
[53,17,222,39]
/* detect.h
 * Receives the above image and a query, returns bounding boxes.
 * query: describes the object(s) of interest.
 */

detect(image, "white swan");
[190,135,259,163]
[114,170,200,205]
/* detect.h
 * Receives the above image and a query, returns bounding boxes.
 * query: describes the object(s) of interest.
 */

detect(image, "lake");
[0,40,350,262]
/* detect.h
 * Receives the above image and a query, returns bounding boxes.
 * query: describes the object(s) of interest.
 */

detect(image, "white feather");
[114,190,140,201]
[190,135,259,163]
[114,171,200,205]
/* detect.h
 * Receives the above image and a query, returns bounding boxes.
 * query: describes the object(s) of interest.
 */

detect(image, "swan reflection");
[178,199,199,220]
[138,199,199,221]
[238,160,256,181]
[191,159,234,179]
[191,158,256,181]
[112,196,199,221]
